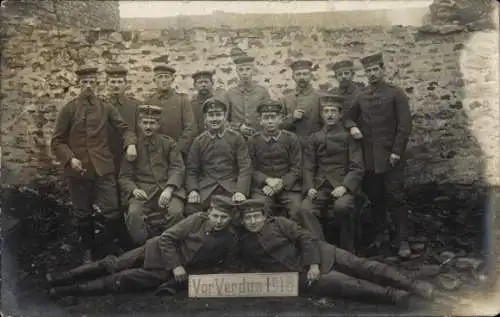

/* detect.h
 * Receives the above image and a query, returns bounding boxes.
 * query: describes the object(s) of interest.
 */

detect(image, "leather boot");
[49,279,108,298]
[106,216,135,252]
[46,260,108,286]
[312,271,410,307]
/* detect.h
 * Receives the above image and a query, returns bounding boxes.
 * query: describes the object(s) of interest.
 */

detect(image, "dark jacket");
[303,124,364,194]
[51,93,136,178]
[143,212,238,270]
[144,89,196,157]
[239,216,337,274]
[248,130,302,192]
[119,133,186,201]
[186,129,252,202]
[345,81,412,173]
[280,84,322,142]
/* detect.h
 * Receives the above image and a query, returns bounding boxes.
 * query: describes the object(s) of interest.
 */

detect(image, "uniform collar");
[367,80,385,93]
[322,122,343,133]
[140,132,159,147]
[78,92,99,105]
[207,128,227,139]
[157,88,174,99]
[295,83,314,96]
[110,93,126,105]
[237,81,256,92]
[261,130,282,142]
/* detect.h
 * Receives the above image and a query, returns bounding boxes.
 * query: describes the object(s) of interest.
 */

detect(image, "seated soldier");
[238,199,435,307]
[119,104,185,246]
[185,98,252,214]
[46,195,238,297]
[248,100,323,236]
[301,94,364,252]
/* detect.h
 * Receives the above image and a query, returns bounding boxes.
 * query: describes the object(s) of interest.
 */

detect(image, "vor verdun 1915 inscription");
[189,272,299,298]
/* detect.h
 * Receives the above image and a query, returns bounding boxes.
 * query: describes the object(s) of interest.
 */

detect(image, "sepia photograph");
[1,0,499,316]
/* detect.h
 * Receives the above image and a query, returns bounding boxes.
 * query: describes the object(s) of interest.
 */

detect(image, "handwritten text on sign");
[188,272,299,298]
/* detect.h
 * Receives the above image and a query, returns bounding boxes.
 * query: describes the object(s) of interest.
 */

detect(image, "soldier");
[302,94,364,251]
[248,100,322,237]
[105,65,140,180]
[185,98,252,215]
[190,70,225,136]
[328,59,365,110]
[224,55,271,139]
[46,195,239,298]
[145,64,196,159]
[346,52,413,258]
[280,60,322,145]
[51,65,137,262]
[238,199,435,307]
[119,105,186,246]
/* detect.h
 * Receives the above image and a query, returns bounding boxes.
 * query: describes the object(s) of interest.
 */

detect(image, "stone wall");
[2,0,120,30]
[1,25,498,189]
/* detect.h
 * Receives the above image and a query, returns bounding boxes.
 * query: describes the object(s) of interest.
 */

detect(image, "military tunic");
[239,216,422,303]
[75,212,238,293]
[223,82,271,131]
[280,84,322,144]
[144,89,196,157]
[346,81,412,242]
[301,123,364,250]
[119,133,186,245]
[51,93,136,218]
[185,129,252,213]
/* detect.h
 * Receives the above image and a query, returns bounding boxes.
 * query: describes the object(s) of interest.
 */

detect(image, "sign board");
[188,272,299,298]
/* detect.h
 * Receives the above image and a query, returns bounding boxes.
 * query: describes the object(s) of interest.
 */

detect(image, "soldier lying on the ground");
[46,195,238,298]
[237,198,435,307]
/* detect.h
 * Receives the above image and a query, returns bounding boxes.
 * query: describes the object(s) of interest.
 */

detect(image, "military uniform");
[346,53,413,250]
[104,66,140,207]
[238,199,434,306]
[46,196,239,297]
[185,99,252,214]
[248,100,322,237]
[119,105,186,246]
[280,60,322,145]
[51,66,137,258]
[190,70,226,136]
[223,56,271,133]
[302,95,365,250]
[145,64,196,158]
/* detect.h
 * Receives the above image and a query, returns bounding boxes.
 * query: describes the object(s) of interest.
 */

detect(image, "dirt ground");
[1,183,497,317]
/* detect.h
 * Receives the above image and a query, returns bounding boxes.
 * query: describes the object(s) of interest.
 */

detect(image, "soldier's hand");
[307,264,320,284]
[187,191,201,204]
[125,144,137,162]
[232,192,246,203]
[389,153,401,167]
[307,188,318,200]
[173,266,187,283]
[262,185,275,197]
[293,109,305,120]
[331,186,347,198]
[240,124,255,137]
[350,127,363,139]
[158,187,173,208]
[133,188,148,200]
[70,158,84,172]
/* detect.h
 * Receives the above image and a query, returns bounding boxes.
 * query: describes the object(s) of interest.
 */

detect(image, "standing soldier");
[190,70,225,136]
[346,53,413,258]
[328,60,365,111]
[302,94,364,251]
[51,65,137,263]
[248,100,322,236]
[185,98,252,215]
[104,65,140,206]
[145,64,196,159]
[46,195,239,298]
[119,105,186,246]
[224,55,271,139]
[280,60,322,145]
